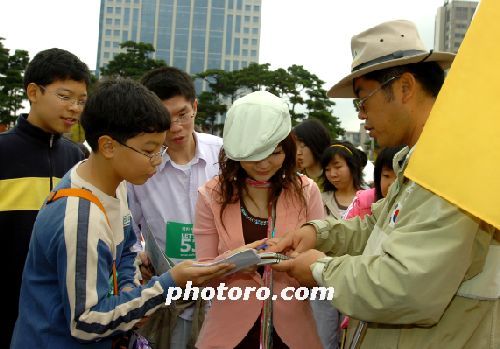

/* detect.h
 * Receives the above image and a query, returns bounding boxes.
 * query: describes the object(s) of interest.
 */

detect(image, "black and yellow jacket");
[0,114,84,346]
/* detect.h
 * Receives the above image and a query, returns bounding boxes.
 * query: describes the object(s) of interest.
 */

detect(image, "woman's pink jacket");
[194,175,324,349]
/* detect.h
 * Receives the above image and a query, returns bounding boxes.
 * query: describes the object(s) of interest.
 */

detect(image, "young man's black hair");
[140,66,196,102]
[23,48,91,91]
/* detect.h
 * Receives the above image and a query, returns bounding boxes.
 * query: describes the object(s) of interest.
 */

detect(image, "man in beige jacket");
[271,20,499,348]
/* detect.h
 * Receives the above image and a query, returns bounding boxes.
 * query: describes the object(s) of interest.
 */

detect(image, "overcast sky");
[0,0,449,131]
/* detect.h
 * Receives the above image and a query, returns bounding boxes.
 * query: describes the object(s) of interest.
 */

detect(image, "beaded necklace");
[240,204,268,226]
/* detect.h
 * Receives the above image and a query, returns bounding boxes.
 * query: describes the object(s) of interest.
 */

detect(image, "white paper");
[143,223,175,275]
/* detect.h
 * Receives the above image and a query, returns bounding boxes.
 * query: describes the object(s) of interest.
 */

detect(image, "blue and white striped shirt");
[11,163,176,349]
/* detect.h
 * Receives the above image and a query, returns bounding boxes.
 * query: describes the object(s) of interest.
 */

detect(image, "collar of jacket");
[16,113,62,145]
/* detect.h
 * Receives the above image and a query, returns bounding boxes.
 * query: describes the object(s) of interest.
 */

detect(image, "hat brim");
[327,51,456,98]
[225,146,277,162]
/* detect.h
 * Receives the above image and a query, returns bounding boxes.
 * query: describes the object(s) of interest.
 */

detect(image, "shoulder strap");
[46,188,118,295]
[47,188,110,225]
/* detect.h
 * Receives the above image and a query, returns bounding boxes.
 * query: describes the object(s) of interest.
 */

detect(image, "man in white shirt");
[128,66,222,348]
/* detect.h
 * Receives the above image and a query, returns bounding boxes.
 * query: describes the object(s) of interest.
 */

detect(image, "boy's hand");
[170,261,235,287]
[267,225,317,255]
[138,252,155,283]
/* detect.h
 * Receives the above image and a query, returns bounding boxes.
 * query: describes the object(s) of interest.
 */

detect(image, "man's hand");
[266,224,318,255]
[169,260,235,287]
[138,252,155,283]
[271,249,326,287]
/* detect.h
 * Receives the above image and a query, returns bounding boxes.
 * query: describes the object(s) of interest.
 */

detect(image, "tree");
[194,63,344,138]
[0,38,29,126]
[303,77,343,139]
[196,90,227,134]
[196,69,241,103]
[100,41,166,80]
[194,68,245,131]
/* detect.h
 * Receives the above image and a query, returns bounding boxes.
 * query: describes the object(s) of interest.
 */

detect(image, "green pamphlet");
[165,221,196,260]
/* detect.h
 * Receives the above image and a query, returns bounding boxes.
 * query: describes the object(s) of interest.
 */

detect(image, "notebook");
[193,248,290,275]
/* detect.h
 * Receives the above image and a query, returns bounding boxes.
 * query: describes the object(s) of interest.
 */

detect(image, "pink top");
[194,175,324,349]
[344,188,376,219]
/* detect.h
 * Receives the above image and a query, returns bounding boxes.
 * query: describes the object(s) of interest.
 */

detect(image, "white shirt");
[127,132,221,320]
[128,132,222,253]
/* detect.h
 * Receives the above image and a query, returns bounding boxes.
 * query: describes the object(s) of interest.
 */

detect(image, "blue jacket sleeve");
[57,199,177,342]
[117,223,140,290]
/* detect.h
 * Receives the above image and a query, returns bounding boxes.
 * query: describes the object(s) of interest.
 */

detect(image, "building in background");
[343,131,361,148]
[96,0,261,91]
[343,123,370,149]
[343,123,371,156]
[434,0,478,53]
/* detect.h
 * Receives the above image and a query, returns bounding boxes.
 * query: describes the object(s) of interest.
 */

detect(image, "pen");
[255,243,268,251]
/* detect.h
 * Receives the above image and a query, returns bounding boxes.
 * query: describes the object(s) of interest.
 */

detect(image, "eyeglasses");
[353,76,399,114]
[37,84,87,107]
[118,141,168,165]
[170,111,195,125]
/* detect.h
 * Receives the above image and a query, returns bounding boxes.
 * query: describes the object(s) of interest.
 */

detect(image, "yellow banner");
[405,0,499,229]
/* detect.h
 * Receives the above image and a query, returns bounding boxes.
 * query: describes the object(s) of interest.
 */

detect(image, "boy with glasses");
[127,66,222,348]
[0,48,90,347]
[270,20,498,348]
[10,78,232,349]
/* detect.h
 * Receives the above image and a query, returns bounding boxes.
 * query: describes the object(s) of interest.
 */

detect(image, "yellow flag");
[405,0,500,229]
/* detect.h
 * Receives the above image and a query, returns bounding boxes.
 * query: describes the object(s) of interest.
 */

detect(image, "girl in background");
[293,119,331,191]
[345,146,404,219]
[321,141,367,219]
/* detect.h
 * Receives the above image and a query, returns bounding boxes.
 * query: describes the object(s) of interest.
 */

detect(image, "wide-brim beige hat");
[328,20,456,98]
[223,91,291,161]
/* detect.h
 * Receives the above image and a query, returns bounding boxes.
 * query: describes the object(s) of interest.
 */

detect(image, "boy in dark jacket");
[0,48,90,347]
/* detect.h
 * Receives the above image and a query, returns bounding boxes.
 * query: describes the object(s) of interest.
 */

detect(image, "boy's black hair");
[373,146,404,200]
[321,141,367,192]
[140,66,196,102]
[81,78,170,151]
[23,48,91,91]
[362,61,445,98]
[292,118,332,163]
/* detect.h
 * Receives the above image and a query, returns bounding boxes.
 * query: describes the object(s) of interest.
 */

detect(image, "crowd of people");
[1,18,498,349]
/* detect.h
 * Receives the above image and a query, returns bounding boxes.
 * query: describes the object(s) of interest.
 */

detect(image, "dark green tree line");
[195,63,344,138]
[100,41,344,138]
[0,38,29,125]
